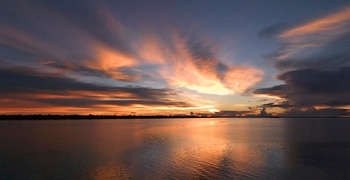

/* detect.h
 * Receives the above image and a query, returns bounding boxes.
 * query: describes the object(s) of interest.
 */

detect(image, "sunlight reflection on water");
[1,118,350,179]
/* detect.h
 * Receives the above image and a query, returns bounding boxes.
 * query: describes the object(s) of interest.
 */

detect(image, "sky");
[0,0,350,116]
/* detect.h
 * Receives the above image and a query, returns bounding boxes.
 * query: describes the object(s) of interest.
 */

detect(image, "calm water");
[1,118,350,179]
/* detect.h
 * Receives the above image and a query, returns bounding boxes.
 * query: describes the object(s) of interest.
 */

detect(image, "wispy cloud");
[0,0,263,95]
[0,66,202,114]
[256,7,350,116]
[0,0,266,114]
[263,7,350,71]
[279,7,350,39]
[137,32,263,95]
[255,68,350,107]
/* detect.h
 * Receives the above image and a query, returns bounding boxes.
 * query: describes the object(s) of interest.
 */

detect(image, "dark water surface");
[1,118,350,179]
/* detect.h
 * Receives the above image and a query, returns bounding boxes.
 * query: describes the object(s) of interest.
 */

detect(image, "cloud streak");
[0,66,198,114]
[0,0,263,99]
[279,7,350,39]
[139,32,263,95]
[256,7,350,116]
[258,7,350,71]
[255,68,350,107]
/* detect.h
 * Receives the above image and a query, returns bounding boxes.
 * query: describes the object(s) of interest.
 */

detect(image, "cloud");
[0,0,264,97]
[0,0,266,115]
[254,67,350,116]
[256,7,350,116]
[258,23,290,38]
[283,107,350,117]
[256,67,350,107]
[0,66,198,114]
[84,45,138,81]
[0,0,139,81]
[265,7,350,71]
[214,110,253,117]
[279,7,350,39]
[149,33,263,95]
[274,32,350,71]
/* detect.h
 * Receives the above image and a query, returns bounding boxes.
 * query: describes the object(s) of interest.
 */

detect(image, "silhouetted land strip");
[0,114,348,120]
[0,114,192,120]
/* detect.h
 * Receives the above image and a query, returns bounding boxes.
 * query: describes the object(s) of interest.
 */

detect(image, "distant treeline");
[0,114,346,120]
[0,114,205,120]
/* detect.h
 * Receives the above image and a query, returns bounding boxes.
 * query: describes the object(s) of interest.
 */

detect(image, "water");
[1,118,350,179]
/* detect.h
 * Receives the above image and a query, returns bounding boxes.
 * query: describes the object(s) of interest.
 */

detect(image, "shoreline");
[0,114,348,120]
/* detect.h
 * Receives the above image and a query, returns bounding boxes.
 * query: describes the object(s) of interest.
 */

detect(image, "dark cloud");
[215,110,253,117]
[258,23,290,38]
[255,67,350,107]
[256,9,350,117]
[260,101,350,117]
[216,62,229,76]
[0,0,141,82]
[0,0,133,55]
[0,66,193,109]
[30,98,190,108]
[275,32,350,71]
[186,36,216,62]
[283,107,350,117]
[257,98,270,102]
[260,101,292,108]
[259,8,350,73]
[0,0,241,87]
[43,0,133,54]
[184,34,234,81]
[112,66,153,82]
[185,35,220,72]
[255,68,350,116]
[255,85,285,98]
[0,67,106,92]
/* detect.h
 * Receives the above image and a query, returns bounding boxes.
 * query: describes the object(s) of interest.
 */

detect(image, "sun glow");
[209,108,219,113]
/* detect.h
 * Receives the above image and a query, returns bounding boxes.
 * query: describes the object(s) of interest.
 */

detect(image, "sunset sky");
[1,0,350,116]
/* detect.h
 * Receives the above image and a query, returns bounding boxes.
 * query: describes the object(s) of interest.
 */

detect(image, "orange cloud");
[280,7,350,38]
[85,45,138,81]
[137,33,263,95]
[0,2,265,114]
[1,5,263,97]
[136,35,170,64]
[273,7,350,62]
[222,67,263,94]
